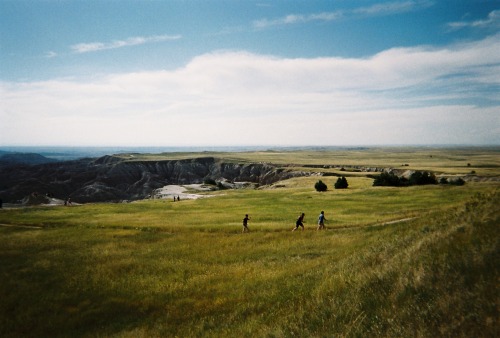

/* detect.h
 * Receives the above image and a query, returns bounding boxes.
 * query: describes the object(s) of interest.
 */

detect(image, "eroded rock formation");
[0,156,310,203]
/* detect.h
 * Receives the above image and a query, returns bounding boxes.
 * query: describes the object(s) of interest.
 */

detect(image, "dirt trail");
[0,217,417,231]
[329,217,417,231]
[380,217,416,225]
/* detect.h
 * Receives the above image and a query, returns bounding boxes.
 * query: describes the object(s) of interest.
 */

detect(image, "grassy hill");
[0,149,498,337]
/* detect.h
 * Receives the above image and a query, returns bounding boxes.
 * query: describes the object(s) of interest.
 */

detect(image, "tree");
[373,172,402,186]
[334,176,349,189]
[373,171,437,187]
[315,180,328,192]
[409,171,437,185]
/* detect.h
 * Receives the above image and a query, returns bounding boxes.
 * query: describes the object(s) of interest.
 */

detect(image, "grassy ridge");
[1,180,498,336]
[118,147,500,176]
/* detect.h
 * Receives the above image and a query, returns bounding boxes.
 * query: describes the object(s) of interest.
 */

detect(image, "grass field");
[0,148,499,337]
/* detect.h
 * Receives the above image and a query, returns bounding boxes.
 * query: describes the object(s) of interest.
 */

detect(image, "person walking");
[317,211,327,230]
[242,214,250,232]
[292,213,305,231]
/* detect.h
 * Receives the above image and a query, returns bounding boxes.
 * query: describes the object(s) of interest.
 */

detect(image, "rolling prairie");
[0,148,498,337]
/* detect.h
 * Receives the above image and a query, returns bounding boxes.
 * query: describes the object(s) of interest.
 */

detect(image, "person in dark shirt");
[242,214,250,232]
[292,213,305,231]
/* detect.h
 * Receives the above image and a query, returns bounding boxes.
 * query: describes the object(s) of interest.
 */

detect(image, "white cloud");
[1,34,499,146]
[70,34,181,54]
[448,10,500,31]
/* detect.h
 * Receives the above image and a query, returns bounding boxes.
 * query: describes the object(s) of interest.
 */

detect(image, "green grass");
[0,151,499,337]
[0,177,491,232]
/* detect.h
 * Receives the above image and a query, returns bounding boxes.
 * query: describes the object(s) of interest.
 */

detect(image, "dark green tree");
[373,172,402,186]
[409,171,437,185]
[315,180,328,192]
[373,171,438,187]
[334,176,349,189]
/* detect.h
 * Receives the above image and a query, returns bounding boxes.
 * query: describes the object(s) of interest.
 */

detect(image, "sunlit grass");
[0,170,498,336]
[0,177,494,234]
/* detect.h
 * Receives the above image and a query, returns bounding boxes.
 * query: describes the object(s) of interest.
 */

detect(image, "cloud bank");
[1,34,499,146]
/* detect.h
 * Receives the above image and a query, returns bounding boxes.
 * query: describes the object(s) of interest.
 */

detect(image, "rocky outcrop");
[0,156,310,203]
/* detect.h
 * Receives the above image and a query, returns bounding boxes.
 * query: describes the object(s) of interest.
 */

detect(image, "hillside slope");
[0,187,497,337]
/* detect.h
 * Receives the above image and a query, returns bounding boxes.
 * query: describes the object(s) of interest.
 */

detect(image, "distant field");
[0,148,498,337]
[117,146,500,176]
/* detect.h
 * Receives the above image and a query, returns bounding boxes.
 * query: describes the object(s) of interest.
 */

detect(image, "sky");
[1,0,499,147]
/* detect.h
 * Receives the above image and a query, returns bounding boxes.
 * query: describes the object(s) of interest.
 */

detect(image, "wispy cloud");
[448,10,500,31]
[44,51,58,58]
[353,0,433,16]
[253,0,433,29]
[71,34,181,54]
[253,12,341,28]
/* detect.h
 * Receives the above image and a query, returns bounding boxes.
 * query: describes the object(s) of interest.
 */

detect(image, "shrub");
[315,180,328,192]
[374,171,438,187]
[450,177,466,186]
[334,176,349,189]
[373,172,403,187]
[409,171,437,185]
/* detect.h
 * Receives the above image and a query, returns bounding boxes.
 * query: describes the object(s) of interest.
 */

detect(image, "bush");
[409,171,437,185]
[315,180,328,192]
[450,177,466,186]
[334,176,349,189]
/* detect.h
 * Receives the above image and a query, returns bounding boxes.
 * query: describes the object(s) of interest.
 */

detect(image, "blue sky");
[1,0,499,147]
